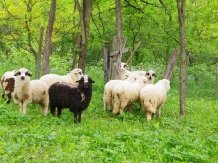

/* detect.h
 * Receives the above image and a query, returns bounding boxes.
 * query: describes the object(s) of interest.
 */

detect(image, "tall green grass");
[0,52,217,162]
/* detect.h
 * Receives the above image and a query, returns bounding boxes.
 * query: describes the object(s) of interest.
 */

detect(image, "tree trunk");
[36,27,44,79]
[115,0,123,80]
[176,0,186,116]
[104,42,110,83]
[72,35,81,70]
[163,49,178,80]
[42,0,56,75]
[75,0,92,73]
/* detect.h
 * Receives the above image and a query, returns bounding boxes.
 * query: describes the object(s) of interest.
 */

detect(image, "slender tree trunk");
[176,0,186,116]
[163,49,178,80]
[75,0,92,73]
[36,27,44,79]
[42,0,56,75]
[115,0,123,80]
[72,35,81,70]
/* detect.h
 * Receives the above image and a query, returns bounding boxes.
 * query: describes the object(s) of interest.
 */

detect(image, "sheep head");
[76,75,95,92]
[145,70,157,84]
[14,68,32,81]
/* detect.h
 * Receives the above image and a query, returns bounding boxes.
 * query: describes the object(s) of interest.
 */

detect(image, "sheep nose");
[21,76,25,80]
[84,82,88,88]
[149,76,152,80]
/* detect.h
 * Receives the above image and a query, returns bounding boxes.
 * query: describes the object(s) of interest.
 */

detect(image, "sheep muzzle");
[84,82,88,88]
[21,76,25,80]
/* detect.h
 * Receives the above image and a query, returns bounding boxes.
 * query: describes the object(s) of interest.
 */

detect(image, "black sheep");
[48,75,95,123]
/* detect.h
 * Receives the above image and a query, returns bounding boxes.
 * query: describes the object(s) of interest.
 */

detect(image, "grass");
[0,53,218,162]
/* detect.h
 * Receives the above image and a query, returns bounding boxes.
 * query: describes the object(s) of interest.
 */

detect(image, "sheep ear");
[153,73,157,77]
[14,70,19,76]
[27,71,32,77]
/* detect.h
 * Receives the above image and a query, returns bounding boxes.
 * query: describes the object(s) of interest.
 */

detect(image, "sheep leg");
[57,107,62,117]
[146,112,152,121]
[50,106,56,116]
[22,103,27,114]
[41,105,48,116]
[126,104,133,113]
[103,101,107,111]
[18,102,23,113]
[6,93,11,103]
[157,103,164,117]
[78,110,82,123]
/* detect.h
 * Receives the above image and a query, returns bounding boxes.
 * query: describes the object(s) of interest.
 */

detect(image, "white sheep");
[140,79,170,121]
[112,76,148,115]
[12,68,49,115]
[120,62,131,80]
[40,68,83,87]
[120,63,156,84]
[103,73,140,111]
[1,70,16,103]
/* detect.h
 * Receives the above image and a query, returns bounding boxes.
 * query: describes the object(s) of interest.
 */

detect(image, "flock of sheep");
[103,62,170,121]
[0,62,170,122]
[1,67,94,123]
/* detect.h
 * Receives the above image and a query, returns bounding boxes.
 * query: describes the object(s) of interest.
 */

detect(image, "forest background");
[0,0,218,162]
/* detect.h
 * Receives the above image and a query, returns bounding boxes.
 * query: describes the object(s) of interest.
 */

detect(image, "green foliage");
[0,54,218,162]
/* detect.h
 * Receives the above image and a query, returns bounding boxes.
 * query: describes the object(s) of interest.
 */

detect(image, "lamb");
[112,76,148,115]
[48,75,95,123]
[140,79,170,121]
[1,70,16,103]
[12,68,49,115]
[40,68,83,87]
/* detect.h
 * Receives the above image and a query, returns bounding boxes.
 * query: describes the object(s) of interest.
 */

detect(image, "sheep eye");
[146,73,149,76]
[79,72,82,75]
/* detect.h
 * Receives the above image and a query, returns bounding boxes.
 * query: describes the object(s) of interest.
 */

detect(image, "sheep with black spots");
[12,68,49,115]
[40,68,83,87]
[1,70,16,103]
[140,79,170,121]
[112,76,148,115]
[48,75,95,123]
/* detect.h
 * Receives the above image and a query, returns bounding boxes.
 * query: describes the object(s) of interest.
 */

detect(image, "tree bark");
[176,0,186,116]
[115,0,123,80]
[36,27,44,79]
[75,0,92,73]
[163,49,178,80]
[42,0,56,75]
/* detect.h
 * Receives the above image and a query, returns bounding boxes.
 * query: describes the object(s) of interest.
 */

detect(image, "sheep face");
[120,62,128,71]
[14,68,32,81]
[70,68,83,76]
[77,75,95,91]
[146,70,157,80]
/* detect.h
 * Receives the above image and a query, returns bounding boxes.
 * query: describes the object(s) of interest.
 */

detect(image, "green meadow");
[0,53,217,163]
